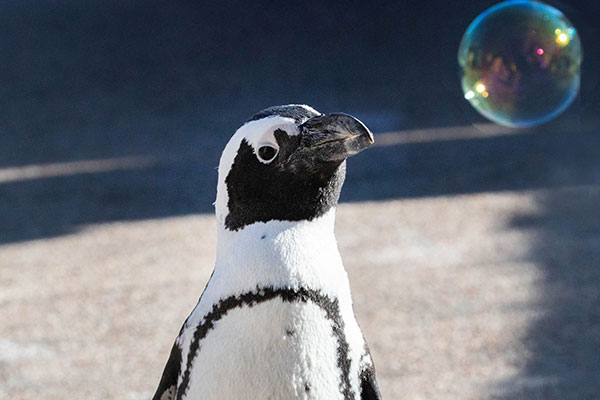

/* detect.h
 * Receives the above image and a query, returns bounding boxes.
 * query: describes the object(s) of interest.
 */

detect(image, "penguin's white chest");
[183,296,347,400]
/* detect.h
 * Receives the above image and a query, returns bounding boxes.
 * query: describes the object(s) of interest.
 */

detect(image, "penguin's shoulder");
[151,341,182,400]
[358,345,383,400]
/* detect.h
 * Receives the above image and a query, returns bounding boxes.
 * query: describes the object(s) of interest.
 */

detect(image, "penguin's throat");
[215,208,342,274]
[210,208,350,302]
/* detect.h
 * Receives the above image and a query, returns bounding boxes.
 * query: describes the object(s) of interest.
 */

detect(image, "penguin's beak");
[299,113,374,162]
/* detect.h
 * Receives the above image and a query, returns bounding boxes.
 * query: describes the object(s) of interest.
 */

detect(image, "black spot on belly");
[176,286,354,400]
[260,234,266,240]
[285,328,295,336]
[305,383,311,393]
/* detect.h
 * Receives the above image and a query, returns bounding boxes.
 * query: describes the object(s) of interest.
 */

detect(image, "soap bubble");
[458,0,582,127]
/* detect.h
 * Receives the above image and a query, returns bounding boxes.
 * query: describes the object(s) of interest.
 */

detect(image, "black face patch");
[224,129,346,231]
[246,105,320,124]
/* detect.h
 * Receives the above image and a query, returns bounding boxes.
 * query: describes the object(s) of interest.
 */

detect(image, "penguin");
[152,104,382,400]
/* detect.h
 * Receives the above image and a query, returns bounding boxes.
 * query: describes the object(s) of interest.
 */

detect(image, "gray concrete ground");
[0,189,557,399]
[2,127,599,399]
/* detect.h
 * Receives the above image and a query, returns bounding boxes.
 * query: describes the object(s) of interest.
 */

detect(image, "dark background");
[2,0,599,244]
[1,1,599,398]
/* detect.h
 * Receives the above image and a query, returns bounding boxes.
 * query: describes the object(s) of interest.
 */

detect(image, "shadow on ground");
[2,0,599,244]
[2,121,599,244]
[494,186,600,400]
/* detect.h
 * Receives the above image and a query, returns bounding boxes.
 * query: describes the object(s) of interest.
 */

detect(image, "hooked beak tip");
[300,112,374,161]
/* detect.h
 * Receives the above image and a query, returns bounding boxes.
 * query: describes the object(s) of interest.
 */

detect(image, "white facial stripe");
[245,116,300,147]
[295,104,320,115]
[215,116,299,225]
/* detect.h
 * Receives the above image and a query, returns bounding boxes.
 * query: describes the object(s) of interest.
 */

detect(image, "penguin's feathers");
[152,342,181,400]
[152,105,381,400]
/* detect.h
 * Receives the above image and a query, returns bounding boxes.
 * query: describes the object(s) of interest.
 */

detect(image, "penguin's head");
[216,104,373,231]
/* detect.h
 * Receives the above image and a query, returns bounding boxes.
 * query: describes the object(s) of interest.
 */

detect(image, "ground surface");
[2,149,599,399]
[0,190,550,399]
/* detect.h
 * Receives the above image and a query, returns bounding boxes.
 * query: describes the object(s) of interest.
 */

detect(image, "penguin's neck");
[212,208,349,297]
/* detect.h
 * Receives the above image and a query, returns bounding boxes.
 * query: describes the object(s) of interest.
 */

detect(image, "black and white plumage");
[153,104,382,400]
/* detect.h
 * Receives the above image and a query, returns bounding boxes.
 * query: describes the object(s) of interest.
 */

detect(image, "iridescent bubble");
[458,0,583,127]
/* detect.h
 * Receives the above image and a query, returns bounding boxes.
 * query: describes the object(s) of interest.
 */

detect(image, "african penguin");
[153,104,382,400]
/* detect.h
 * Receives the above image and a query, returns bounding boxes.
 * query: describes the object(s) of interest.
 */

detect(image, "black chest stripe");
[176,286,354,400]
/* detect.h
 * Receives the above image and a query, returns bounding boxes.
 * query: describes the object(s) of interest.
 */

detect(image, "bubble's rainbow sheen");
[459,0,582,127]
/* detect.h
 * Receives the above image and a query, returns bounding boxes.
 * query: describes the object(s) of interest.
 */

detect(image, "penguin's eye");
[257,145,279,163]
